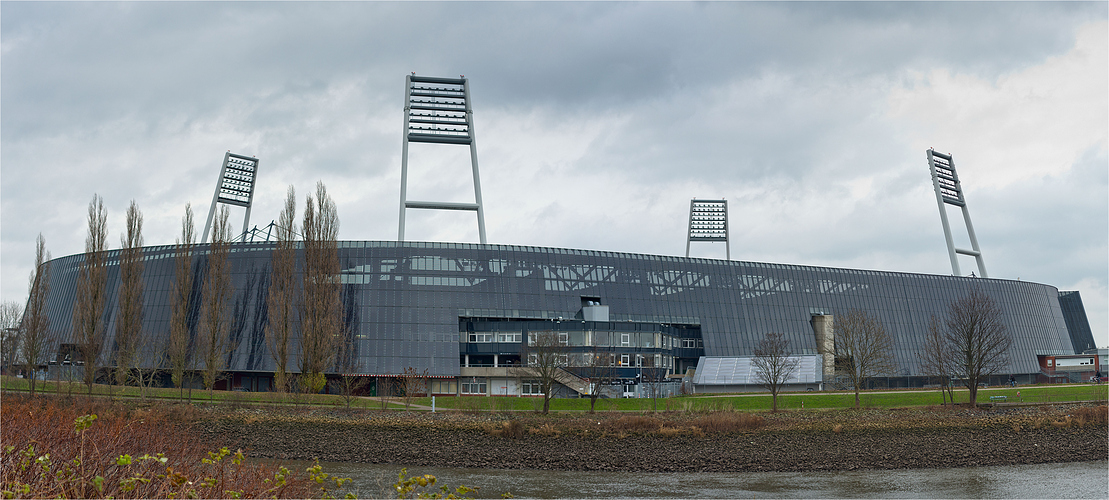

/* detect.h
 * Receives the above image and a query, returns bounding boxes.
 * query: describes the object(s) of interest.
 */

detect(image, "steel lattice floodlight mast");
[202,152,259,244]
[398,74,487,244]
[926,149,988,278]
[686,199,729,260]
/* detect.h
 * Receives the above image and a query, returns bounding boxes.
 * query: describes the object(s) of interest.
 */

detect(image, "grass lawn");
[5,375,1105,412]
[0,375,411,410]
[410,383,1108,412]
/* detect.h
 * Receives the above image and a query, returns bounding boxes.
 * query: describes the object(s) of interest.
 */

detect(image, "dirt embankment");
[198,404,1108,473]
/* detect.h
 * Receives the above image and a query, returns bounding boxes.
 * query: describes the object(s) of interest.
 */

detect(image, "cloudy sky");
[2,2,1106,346]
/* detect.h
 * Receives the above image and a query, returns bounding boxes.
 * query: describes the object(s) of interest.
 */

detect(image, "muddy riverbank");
[200,404,1107,473]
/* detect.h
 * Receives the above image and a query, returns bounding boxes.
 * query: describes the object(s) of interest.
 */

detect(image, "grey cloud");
[3,2,1099,141]
[2,1,1105,344]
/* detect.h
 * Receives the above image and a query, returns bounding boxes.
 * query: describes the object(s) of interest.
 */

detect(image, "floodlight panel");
[407,78,472,144]
[216,154,258,207]
[689,200,728,241]
[929,151,964,206]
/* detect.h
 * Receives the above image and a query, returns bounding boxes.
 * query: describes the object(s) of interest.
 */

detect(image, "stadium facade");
[25,76,1098,396]
[35,239,1094,395]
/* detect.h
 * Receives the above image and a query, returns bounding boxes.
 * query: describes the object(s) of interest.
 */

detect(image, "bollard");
[432,396,436,413]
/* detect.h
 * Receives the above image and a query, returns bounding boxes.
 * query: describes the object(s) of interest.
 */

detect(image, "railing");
[1039,370,1087,384]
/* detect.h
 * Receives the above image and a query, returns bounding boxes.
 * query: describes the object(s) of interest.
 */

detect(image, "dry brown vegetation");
[609,415,661,433]
[1,396,320,499]
[528,423,560,437]
[484,420,526,439]
[1072,405,1108,426]
[1030,405,1109,429]
[692,412,765,433]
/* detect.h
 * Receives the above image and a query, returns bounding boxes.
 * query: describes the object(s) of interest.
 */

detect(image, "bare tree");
[168,204,196,400]
[522,331,569,414]
[752,332,799,412]
[0,301,23,375]
[399,366,428,411]
[74,195,108,394]
[834,309,896,407]
[330,320,369,408]
[921,314,956,406]
[299,181,340,395]
[941,288,1011,407]
[582,346,616,414]
[23,234,52,396]
[114,201,144,388]
[641,366,668,412]
[198,206,235,395]
[376,376,394,411]
[267,186,297,394]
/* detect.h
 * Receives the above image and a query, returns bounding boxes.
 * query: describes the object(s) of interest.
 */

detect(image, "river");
[310,459,1108,498]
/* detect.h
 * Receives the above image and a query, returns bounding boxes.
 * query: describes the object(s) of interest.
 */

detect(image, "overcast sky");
[2,2,1106,347]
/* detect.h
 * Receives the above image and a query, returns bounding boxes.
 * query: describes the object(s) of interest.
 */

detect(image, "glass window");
[522,380,543,395]
[468,333,493,343]
[461,378,486,395]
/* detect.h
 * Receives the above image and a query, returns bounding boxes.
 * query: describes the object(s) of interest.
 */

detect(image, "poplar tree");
[266,186,297,393]
[23,234,52,396]
[0,301,22,375]
[74,195,108,394]
[114,201,144,387]
[299,181,340,394]
[198,206,235,394]
[169,204,196,399]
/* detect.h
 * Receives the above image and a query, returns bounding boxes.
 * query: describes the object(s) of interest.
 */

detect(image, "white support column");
[463,78,488,244]
[929,152,961,276]
[927,149,988,278]
[398,75,413,241]
[201,152,231,244]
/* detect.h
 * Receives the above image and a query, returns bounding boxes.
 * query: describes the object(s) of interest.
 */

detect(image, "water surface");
[312,459,1108,498]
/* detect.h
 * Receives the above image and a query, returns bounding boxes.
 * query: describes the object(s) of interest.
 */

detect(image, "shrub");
[692,412,764,433]
[0,395,337,499]
[393,468,476,499]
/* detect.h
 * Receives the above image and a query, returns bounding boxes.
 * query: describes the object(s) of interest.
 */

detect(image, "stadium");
[27,76,1098,397]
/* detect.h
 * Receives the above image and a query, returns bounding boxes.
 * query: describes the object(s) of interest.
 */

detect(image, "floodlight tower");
[686,199,729,260]
[926,149,988,278]
[201,152,259,244]
[398,74,487,244]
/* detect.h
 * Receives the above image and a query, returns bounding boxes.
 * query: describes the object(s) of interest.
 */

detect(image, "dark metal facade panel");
[1059,291,1096,354]
[38,240,1078,378]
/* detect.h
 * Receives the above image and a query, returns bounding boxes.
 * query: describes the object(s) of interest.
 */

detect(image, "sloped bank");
[203,405,1108,473]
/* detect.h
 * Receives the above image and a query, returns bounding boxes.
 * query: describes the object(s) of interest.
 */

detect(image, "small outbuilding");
[691,355,822,393]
